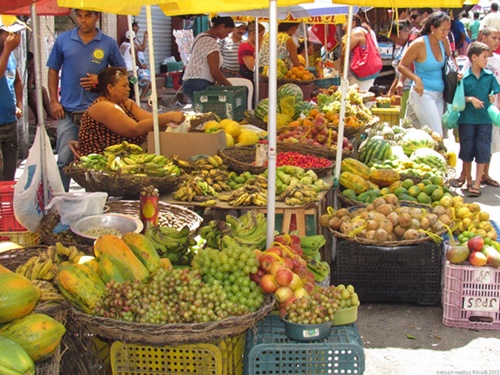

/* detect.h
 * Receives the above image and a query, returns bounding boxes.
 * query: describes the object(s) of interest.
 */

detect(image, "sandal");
[467,186,482,197]
[481,178,500,187]
[450,179,466,188]
[462,184,473,192]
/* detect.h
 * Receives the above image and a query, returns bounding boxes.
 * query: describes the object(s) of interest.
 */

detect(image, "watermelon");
[293,101,317,119]
[254,98,269,121]
[277,83,303,102]
[401,129,436,156]
[358,138,392,164]
[410,148,448,172]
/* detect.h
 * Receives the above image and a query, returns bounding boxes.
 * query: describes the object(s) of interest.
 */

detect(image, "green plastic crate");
[194,86,247,121]
[244,315,364,375]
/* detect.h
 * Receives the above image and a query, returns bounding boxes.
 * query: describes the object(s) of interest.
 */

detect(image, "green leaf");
[406,334,416,340]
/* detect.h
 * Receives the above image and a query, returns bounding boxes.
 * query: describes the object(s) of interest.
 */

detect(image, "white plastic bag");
[14,126,64,232]
[45,192,108,225]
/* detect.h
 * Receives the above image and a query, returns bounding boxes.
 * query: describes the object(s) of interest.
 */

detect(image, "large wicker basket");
[276,141,353,160]
[244,110,268,130]
[218,146,333,176]
[71,294,275,346]
[39,200,203,247]
[63,163,185,198]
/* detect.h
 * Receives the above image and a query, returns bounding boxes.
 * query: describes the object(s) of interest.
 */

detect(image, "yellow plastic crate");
[370,106,400,126]
[0,231,41,247]
[110,334,244,375]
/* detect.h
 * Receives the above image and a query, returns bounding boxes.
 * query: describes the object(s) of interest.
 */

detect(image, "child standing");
[458,41,500,197]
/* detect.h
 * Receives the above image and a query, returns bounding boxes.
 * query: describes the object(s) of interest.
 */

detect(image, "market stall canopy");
[0,0,69,14]
[57,0,141,15]
[331,0,466,7]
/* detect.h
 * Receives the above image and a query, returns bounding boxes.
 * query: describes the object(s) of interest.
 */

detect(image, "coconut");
[419,216,430,230]
[328,217,343,230]
[372,197,386,208]
[393,225,407,239]
[340,215,351,222]
[366,219,379,231]
[397,206,411,214]
[387,233,397,241]
[432,206,446,217]
[374,228,388,242]
[386,211,400,226]
[357,228,367,238]
[336,208,350,218]
[432,221,445,232]
[366,204,375,211]
[403,228,420,240]
[376,203,393,216]
[426,213,438,226]
[359,211,370,220]
[399,213,412,227]
[351,219,366,230]
[365,230,376,240]
[320,214,331,228]
[409,207,423,218]
[439,214,452,226]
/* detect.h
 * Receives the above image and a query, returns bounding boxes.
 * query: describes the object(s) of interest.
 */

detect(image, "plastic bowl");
[70,213,143,244]
[332,306,359,326]
[283,316,331,341]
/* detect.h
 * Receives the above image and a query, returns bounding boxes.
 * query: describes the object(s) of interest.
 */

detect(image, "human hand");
[167,112,185,124]
[51,101,65,119]
[80,73,98,90]
[489,94,496,104]
[470,97,484,108]
[15,106,23,119]
[414,78,424,96]
[4,33,21,52]
[395,82,404,96]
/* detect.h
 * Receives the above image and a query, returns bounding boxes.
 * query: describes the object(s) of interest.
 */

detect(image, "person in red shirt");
[238,21,265,82]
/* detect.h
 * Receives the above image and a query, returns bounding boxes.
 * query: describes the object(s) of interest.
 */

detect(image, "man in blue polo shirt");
[47,9,125,191]
[0,16,25,181]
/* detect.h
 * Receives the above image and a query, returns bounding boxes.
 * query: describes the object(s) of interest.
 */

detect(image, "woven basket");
[336,188,365,208]
[71,294,274,346]
[244,110,268,130]
[326,115,379,138]
[39,200,203,247]
[218,147,333,176]
[63,164,185,198]
[276,141,353,161]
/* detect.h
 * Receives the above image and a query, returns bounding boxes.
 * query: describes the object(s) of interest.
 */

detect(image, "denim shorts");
[458,123,492,164]
[182,79,213,103]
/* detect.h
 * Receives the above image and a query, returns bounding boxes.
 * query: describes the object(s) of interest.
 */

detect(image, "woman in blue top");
[399,12,452,136]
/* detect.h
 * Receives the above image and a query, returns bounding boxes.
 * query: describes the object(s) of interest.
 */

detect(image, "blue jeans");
[182,79,213,103]
[56,114,78,191]
[0,121,19,181]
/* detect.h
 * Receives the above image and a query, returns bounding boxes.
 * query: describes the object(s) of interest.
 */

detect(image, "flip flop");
[467,186,482,197]
[462,184,473,192]
[450,179,466,188]
[481,178,500,187]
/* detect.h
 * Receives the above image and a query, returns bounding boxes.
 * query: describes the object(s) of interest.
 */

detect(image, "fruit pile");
[283,66,315,81]
[446,235,500,268]
[321,195,451,242]
[204,118,262,147]
[262,59,289,80]
[77,141,186,177]
[144,225,196,265]
[266,151,333,169]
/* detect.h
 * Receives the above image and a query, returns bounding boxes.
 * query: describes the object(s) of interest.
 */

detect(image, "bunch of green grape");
[192,246,264,312]
[334,284,360,309]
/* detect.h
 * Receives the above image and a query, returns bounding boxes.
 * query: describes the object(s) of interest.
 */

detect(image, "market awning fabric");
[1,0,69,15]
[331,0,466,7]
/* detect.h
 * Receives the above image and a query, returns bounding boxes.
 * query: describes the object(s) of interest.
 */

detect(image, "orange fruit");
[309,109,320,118]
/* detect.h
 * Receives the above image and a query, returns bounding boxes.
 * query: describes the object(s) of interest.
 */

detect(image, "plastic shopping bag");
[45,192,108,225]
[14,126,64,232]
[442,104,459,130]
[488,105,500,127]
[451,81,465,112]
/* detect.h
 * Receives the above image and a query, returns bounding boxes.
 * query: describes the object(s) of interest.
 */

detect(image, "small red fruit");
[468,236,485,252]
[469,251,487,267]
[260,254,276,272]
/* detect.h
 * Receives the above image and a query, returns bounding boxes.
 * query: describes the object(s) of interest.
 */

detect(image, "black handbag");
[442,55,458,104]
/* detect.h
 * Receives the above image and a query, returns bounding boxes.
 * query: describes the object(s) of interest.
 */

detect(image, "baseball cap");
[0,15,27,33]
[125,30,136,40]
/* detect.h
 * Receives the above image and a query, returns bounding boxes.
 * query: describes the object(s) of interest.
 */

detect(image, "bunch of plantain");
[144,225,197,265]
[225,211,268,250]
[199,220,226,249]
[301,254,331,283]
[16,243,86,281]
[173,176,220,202]
[226,171,260,190]
[276,183,320,206]
[299,234,327,262]
[222,174,268,207]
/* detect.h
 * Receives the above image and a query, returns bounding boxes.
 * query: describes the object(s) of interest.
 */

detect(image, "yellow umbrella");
[332,0,464,6]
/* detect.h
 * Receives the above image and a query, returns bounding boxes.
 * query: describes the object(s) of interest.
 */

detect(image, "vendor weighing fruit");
[78,67,184,156]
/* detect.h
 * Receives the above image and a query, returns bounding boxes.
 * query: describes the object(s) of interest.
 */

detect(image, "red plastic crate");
[442,262,500,330]
[0,181,26,232]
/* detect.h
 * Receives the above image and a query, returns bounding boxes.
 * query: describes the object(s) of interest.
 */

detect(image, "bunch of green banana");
[173,176,219,202]
[276,184,319,206]
[227,171,261,190]
[144,225,197,265]
[31,280,65,303]
[225,211,267,250]
[79,153,108,170]
[300,235,327,262]
[103,140,144,156]
[191,165,231,193]
[15,243,86,281]
[302,254,330,283]
[222,174,269,206]
[199,220,227,248]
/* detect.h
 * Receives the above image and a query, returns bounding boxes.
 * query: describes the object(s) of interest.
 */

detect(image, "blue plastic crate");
[244,315,364,375]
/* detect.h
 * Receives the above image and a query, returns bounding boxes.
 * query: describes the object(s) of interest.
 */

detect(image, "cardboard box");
[147,130,227,160]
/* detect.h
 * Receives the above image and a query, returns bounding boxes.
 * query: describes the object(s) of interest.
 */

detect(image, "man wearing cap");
[0,16,25,181]
[47,9,125,191]
[219,23,247,78]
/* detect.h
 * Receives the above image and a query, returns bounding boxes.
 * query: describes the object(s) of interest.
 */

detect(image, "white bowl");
[70,213,143,244]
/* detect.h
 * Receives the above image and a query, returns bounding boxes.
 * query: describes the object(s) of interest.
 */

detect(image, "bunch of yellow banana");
[15,243,86,281]
[276,184,319,206]
[173,176,219,202]
[31,280,65,303]
[103,140,143,155]
[191,155,225,170]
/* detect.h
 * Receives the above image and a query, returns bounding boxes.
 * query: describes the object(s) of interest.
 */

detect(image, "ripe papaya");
[369,168,400,187]
[341,158,371,180]
[0,313,66,362]
[98,253,136,284]
[0,273,41,324]
[93,235,150,282]
[121,232,162,273]
[56,264,105,314]
[0,335,35,375]
[0,264,12,274]
[339,172,369,194]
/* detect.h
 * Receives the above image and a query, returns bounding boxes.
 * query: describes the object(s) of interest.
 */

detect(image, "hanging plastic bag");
[45,192,108,226]
[14,126,64,232]
[451,81,465,112]
[442,104,459,129]
[488,105,500,127]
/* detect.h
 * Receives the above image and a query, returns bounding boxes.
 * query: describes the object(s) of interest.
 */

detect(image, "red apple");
[260,254,276,272]
[303,281,315,294]
[274,286,294,303]
[469,251,487,266]
[275,268,294,287]
[260,274,278,293]
[270,261,285,276]
[252,249,263,263]
[282,257,294,270]
[266,247,283,257]
[468,236,485,252]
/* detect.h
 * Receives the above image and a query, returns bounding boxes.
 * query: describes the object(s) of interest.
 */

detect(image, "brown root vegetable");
[372,197,386,208]
[366,219,379,231]
[328,216,343,230]
[376,203,393,216]
[393,225,406,239]
[399,213,412,228]
[403,228,420,240]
